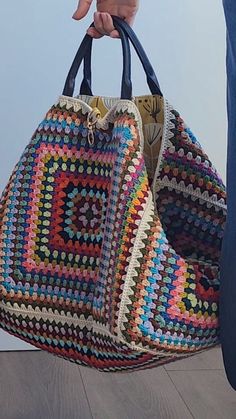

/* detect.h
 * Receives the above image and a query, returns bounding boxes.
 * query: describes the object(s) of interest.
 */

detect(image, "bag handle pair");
[63,15,162,100]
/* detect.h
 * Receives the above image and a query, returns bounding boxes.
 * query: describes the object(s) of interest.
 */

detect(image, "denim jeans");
[220,0,236,391]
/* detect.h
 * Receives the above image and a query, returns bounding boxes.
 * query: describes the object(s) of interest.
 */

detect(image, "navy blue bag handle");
[63,16,163,100]
[63,19,132,99]
[113,16,162,97]
[80,16,162,98]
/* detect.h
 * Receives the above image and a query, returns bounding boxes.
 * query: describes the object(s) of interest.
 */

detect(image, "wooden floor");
[1,345,236,419]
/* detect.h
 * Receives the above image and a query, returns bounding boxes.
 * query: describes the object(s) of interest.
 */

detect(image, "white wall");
[0,0,227,349]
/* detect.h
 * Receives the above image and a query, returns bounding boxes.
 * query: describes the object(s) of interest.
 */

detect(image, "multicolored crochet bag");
[0,17,226,372]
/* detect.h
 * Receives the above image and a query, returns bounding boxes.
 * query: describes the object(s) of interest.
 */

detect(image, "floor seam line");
[165,369,195,419]
[78,367,95,419]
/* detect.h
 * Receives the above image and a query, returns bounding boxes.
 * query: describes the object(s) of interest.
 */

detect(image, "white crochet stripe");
[0,299,201,358]
[156,178,227,210]
[0,299,93,326]
[57,95,92,114]
[151,97,175,212]
[117,190,155,339]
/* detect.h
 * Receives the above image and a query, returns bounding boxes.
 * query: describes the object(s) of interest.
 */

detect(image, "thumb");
[72,0,93,20]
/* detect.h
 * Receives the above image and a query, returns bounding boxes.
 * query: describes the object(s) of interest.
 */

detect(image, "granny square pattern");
[0,95,227,372]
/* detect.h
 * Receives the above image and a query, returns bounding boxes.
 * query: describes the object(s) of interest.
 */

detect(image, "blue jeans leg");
[220,0,236,391]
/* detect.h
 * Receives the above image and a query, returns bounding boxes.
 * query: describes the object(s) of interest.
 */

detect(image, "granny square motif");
[0,95,226,372]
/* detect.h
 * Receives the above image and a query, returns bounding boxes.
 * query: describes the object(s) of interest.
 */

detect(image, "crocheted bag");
[0,17,226,372]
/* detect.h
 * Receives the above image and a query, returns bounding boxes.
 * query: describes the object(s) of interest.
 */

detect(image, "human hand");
[72,0,139,38]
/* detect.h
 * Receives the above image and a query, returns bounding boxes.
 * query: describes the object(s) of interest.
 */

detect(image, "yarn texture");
[0,94,226,372]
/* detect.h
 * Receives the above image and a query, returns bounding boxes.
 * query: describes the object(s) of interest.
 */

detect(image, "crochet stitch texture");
[0,95,226,372]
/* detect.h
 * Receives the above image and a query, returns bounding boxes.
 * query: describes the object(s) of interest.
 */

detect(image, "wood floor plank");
[80,365,193,419]
[1,350,235,419]
[165,345,224,371]
[0,351,92,419]
[167,369,236,419]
